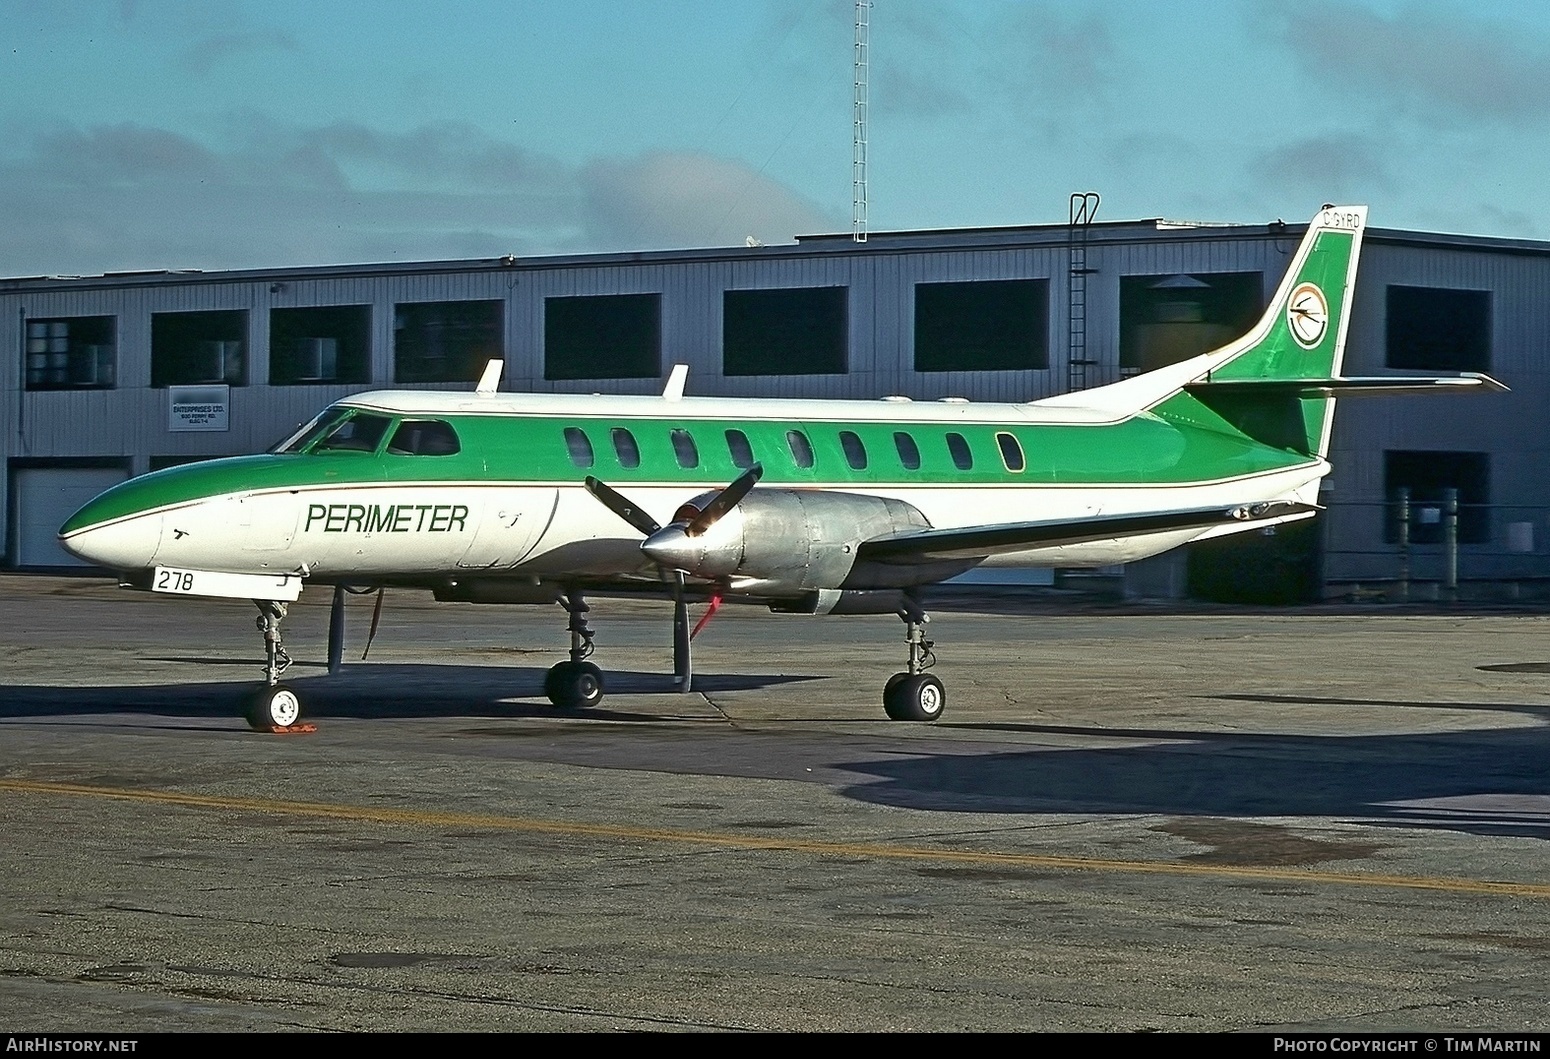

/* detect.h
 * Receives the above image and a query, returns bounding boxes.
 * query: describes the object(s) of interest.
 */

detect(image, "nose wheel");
[245,599,308,731]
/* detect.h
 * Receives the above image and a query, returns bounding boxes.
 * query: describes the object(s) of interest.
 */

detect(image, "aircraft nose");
[58,511,164,570]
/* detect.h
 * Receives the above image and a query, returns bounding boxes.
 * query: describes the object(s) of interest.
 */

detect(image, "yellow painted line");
[3,777,1546,899]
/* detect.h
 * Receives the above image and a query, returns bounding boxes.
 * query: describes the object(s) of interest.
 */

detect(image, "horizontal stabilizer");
[1184,372,1507,398]
[857,501,1317,565]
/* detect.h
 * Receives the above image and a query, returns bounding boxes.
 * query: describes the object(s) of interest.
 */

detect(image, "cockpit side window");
[386,419,461,456]
[315,412,393,453]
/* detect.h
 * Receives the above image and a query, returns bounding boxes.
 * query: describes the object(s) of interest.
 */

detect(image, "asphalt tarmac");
[2,574,1549,1032]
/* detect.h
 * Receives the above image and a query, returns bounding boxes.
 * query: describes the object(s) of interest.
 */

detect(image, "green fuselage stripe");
[61,410,1312,534]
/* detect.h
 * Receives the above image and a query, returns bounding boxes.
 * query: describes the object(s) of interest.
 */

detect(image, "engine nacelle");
[643,489,931,593]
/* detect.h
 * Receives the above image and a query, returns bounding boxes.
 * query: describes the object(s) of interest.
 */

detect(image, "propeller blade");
[684,463,762,537]
[362,587,385,661]
[584,475,662,536]
[327,584,346,675]
[671,570,692,693]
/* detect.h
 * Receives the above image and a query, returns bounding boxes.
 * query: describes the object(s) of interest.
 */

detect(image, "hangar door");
[13,466,129,567]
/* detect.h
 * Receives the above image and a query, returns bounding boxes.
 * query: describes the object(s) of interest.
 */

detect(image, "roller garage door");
[12,466,129,567]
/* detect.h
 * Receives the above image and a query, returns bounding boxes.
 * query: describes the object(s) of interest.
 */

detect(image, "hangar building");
[1,211,1541,600]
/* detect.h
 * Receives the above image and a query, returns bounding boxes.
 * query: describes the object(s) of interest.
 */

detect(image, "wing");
[855,501,1316,565]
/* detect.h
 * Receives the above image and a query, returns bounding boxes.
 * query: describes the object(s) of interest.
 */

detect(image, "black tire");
[246,684,303,731]
[545,661,605,709]
[882,673,945,722]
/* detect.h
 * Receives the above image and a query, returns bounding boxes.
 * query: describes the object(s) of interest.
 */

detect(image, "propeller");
[583,464,763,692]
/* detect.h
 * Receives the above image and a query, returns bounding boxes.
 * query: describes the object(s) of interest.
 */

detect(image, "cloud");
[577,151,842,250]
[1253,0,1550,123]
[0,120,840,276]
[1247,133,1397,200]
[179,28,300,75]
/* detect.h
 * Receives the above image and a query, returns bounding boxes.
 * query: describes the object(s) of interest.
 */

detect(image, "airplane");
[57,205,1505,731]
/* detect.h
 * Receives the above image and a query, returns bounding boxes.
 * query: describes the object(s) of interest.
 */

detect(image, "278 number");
[156,570,196,592]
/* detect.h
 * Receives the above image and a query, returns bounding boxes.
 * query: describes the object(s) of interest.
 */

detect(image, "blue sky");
[5,0,1550,276]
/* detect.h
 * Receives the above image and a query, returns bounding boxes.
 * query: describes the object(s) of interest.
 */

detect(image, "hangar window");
[611,428,641,469]
[394,300,503,383]
[786,430,815,469]
[564,427,595,468]
[1386,286,1491,371]
[1119,272,1262,374]
[997,432,1025,472]
[545,293,661,380]
[839,430,868,470]
[723,287,848,376]
[270,305,371,385]
[387,420,460,456]
[671,428,699,469]
[914,279,1049,372]
[25,316,116,390]
[1384,450,1490,545]
[152,309,247,387]
[726,429,756,469]
[894,432,921,471]
[946,432,974,471]
[315,413,392,454]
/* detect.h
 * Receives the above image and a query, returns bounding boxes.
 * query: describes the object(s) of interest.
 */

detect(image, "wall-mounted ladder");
[1066,191,1100,392]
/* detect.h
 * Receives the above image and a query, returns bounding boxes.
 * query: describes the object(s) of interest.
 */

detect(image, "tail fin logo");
[1287,282,1329,349]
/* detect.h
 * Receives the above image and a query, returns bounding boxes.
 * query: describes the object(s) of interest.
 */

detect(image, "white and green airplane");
[58,205,1503,730]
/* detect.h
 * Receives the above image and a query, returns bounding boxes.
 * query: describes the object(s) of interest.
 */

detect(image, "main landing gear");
[544,591,604,709]
[883,597,944,722]
[245,599,305,731]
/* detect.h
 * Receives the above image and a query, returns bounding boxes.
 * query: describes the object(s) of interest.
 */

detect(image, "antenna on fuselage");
[476,359,504,394]
[662,363,688,401]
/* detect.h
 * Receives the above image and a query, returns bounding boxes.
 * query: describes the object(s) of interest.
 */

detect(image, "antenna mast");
[852,1,870,243]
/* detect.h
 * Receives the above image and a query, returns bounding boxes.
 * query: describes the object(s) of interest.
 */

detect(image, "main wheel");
[883,673,945,722]
[246,684,303,731]
[545,661,605,709]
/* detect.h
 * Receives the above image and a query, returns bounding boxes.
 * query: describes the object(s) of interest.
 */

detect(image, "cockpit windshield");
[270,407,347,454]
[314,412,394,453]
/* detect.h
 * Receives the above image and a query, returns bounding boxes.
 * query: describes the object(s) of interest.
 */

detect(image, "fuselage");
[57,385,1327,592]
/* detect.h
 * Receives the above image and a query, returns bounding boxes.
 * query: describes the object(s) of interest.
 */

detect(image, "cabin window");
[996,432,1025,472]
[726,429,755,469]
[611,427,641,469]
[946,432,973,470]
[894,432,921,471]
[786,430,815,469]
[387,420,460,456]
[24,316,116,390]
[315,413,392,453]
[671,429,700,469]
[839,430,868,470]
[564,427,595,468]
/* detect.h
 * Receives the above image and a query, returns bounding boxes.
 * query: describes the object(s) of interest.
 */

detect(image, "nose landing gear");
[245,599,307,731]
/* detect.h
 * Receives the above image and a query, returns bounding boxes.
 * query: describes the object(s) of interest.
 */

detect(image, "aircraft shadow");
[0,662,817,722]
[834,714,1550,840]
